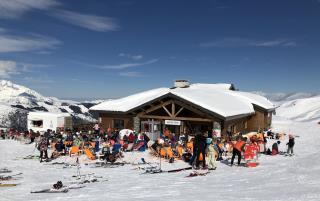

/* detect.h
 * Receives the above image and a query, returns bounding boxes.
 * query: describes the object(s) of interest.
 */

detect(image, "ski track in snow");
[1,119,320,201]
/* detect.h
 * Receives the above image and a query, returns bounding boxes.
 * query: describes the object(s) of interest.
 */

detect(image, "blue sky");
[0,0,320,99]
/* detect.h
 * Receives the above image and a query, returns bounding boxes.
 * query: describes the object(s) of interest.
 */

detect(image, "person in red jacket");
[231,137,246,166]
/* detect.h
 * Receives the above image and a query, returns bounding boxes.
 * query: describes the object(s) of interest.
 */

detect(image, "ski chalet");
[90,80,275,139]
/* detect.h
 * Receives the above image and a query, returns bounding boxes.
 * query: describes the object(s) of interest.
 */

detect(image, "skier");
[38,134,49,162]
[230,137,246,166]
[207,139,217,170]
[286,134,295,156]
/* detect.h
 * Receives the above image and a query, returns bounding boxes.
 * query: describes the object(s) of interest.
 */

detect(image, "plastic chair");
[160,148,167,158]
[166,147,174,158]
[69,146,80,156]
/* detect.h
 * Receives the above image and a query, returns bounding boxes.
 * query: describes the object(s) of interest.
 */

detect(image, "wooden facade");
[97,94,273,136]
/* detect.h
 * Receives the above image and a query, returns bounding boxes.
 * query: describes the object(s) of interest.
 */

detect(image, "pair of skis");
[142,166,193,174]
[31,184,86,193]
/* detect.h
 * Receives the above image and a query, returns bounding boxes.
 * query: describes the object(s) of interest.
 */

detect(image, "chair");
[160,148,167,158]
[69,146,80,156]
[177,146,184,158]
[166,147,174,158]
[84,148,96,160]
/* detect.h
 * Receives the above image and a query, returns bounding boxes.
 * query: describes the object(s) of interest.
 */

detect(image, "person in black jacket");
[195,133,207,169]
[287,135,295,155]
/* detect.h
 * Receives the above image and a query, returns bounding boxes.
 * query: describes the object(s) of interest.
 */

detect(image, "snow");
[276,96,320,122]
[1,118,320,201]
[90,87,169,112]
[0,80,96,126]
[91,83,275,118]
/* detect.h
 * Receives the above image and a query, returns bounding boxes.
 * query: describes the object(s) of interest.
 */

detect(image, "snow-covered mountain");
[251,91,318,103]
[0,80,98,127]
[275,95,320,122]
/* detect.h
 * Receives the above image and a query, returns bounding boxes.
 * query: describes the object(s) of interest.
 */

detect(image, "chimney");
[174,80,190,88]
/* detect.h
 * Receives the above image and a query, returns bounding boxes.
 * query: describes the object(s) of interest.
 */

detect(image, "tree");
[7,110,28,131]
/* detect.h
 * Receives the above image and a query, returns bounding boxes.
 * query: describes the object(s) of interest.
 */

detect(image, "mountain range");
[0,80,319,128]
[0,80,99,128]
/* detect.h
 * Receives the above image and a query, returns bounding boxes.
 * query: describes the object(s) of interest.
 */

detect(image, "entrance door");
[166,125,180,135]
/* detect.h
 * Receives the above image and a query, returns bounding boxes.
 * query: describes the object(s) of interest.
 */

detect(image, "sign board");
[165,120,181,126]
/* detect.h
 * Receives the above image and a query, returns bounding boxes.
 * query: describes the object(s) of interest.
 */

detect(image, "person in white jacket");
[207,140,217,170]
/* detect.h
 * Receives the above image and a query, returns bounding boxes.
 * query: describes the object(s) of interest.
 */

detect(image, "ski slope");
[1,119,319,201]
[276,96,320,122]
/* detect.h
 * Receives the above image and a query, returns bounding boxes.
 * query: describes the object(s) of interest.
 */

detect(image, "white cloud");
[101,59,159,69]
[52,9,119,32]
[119,53,143,60]
[200,37,297,48]
[119,71,143,77]
[19,62,51,72]
[23,76,54,83]
[0,33,61,53]
[0,60,18,78]
[0,0,58,19]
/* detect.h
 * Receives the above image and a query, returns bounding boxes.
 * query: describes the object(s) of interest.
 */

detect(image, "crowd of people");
[0,125,295,168]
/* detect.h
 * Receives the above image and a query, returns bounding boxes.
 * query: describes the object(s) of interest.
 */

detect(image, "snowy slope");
[252,91,318,103]
[276,96,320,122]
[0,80,96,127]
[0,119,320,201]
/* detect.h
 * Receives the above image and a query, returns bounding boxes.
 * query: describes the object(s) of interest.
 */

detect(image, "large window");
[32,120,43,128]
[113,119,124,130]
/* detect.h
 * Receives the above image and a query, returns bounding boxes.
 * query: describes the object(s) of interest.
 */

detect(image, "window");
[113,119,124,130]
[32,120,43,128]
[244,121,248,129]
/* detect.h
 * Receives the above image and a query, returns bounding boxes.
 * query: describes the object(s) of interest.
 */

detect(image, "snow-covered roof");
[28,112,71,118]
[90,83,275,118]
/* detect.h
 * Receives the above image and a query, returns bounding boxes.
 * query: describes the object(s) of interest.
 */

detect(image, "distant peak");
[1,80,14,87]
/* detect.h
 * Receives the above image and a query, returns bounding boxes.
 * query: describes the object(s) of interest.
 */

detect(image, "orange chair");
[187,142,193,152]
[166,147,174,158]
[50,143,56,152]
[160,148,167,158]
[69,146,80,156]
[177,146,184,158]
[84,148,96,160]
[90,142,96,148]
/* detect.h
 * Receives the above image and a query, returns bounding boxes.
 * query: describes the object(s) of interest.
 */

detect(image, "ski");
[185,171,210,178]
[31,187,69,193]
[0,168,12,174]
[0,172,23,180]
[143,166,192,174]
[0,183,18,187]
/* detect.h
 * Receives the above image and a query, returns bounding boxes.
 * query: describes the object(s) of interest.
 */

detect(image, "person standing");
[207,140,217,170]
[93,123,100,135]
[231,137,246,166]
[287,135,295,155]
[38,134,49,162]
[195,133,207,169]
